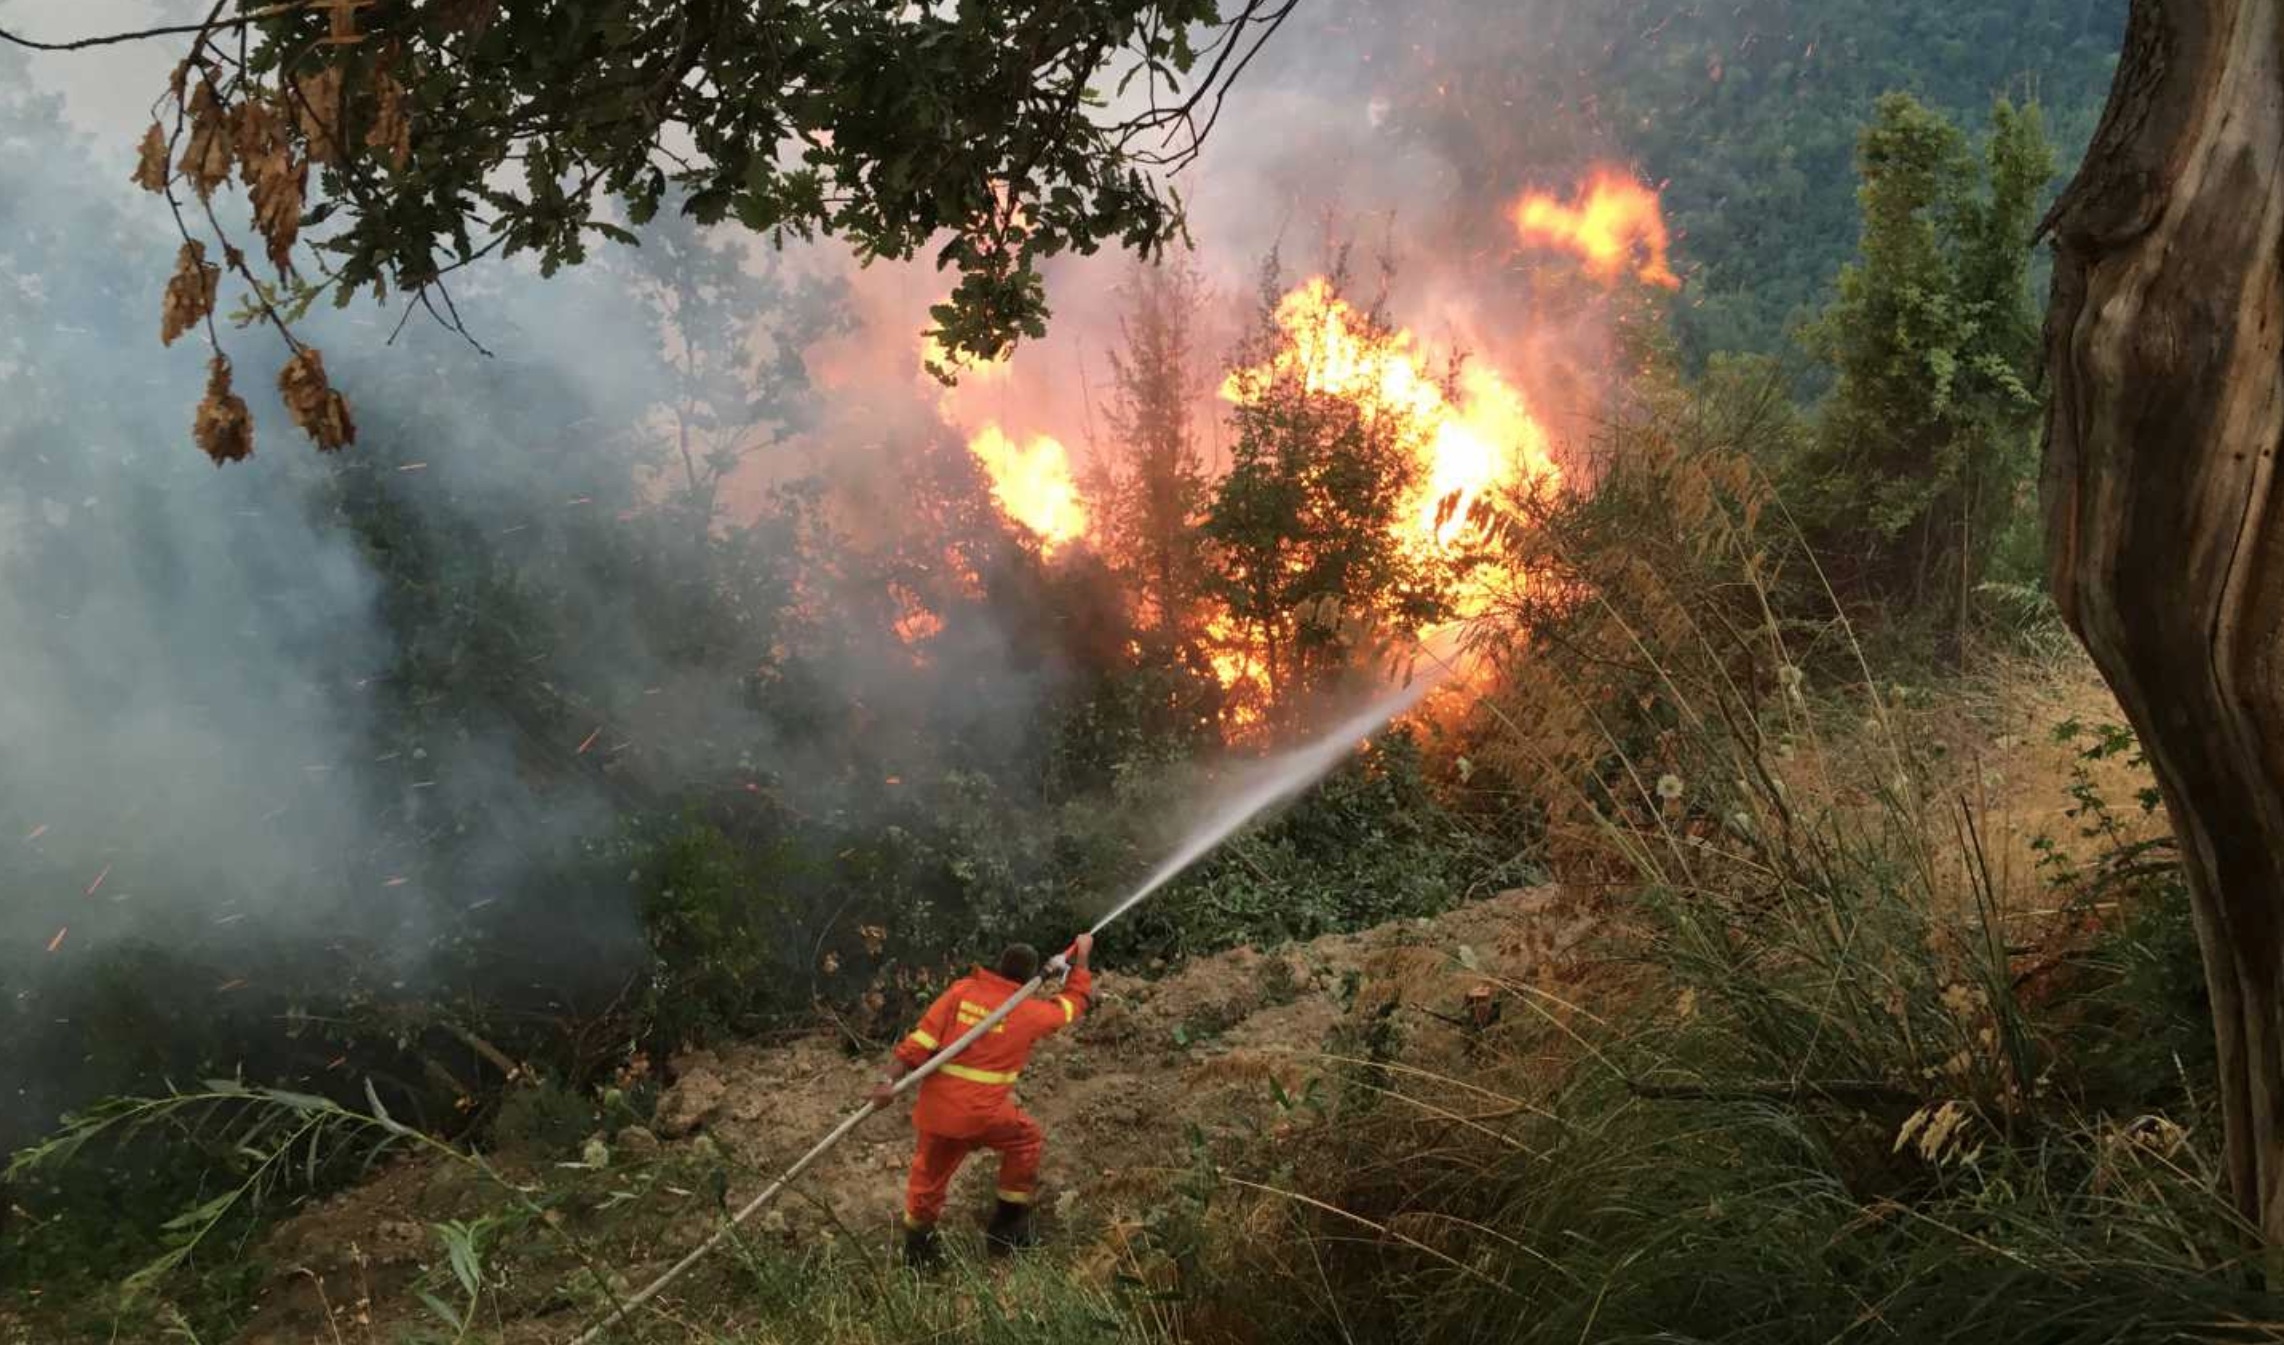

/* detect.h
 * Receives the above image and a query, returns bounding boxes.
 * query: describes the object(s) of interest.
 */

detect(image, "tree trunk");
[2042,0,2284,1238]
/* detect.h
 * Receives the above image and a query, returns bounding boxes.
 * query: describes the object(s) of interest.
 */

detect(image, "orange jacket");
[893,964,1093,1137]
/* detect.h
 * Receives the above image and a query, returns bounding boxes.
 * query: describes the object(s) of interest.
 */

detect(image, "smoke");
[0,0,1669,1145]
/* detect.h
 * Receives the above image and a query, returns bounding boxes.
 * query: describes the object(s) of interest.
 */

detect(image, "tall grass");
[1169,370,2272,1344]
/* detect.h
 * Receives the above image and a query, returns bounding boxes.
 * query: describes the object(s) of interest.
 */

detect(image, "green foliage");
[126,0,1292,377]
[489,1080,604,1160]
[1121,729,1508,961]
[715,1248,1158,1344]
[2023,718,2208,1110]
[1790,94,2054,633]
[409,1216,505,1344]
[1,1083,416,1338]
[1179,549,2252,1345]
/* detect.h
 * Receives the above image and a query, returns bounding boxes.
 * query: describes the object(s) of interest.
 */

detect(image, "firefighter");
[869,933,1095,1267]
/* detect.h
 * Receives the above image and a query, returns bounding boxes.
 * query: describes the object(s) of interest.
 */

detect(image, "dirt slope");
[231,885,1594,1344]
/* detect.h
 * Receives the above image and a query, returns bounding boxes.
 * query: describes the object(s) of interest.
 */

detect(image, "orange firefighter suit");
[890,963,1093,1227]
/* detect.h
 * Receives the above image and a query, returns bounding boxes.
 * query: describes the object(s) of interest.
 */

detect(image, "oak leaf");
[366,73,411,170]
[237,101,306,275]
[160,241,219,347]
[193,356,254,465]
[131,123,170,193]
[177,81,233,200]
[277,348,357,451]
[295,67,347,165]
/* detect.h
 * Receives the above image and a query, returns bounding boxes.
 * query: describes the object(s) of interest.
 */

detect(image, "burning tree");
[1206,259,1563,726]
[1205,265,1460,722]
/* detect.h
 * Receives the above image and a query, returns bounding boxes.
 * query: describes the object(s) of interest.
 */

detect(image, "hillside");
[87,652,2148,1345]
[228,883,1595,1343]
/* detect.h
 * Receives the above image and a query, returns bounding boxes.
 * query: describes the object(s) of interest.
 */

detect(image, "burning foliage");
[1219,275,1562,569]
[965,426,1091,556]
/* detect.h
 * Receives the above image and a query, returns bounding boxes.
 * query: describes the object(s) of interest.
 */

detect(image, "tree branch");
[0,2,305,54]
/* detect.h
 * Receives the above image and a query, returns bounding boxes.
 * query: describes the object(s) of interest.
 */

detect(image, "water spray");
[569,670,1444,1343]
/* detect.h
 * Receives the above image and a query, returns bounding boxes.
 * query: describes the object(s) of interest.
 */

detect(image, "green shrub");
[489,1080,603,1159]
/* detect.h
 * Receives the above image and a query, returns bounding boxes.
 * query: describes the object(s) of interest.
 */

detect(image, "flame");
[890,582,943,645]
[918,329,1092,556]
[1510,169,1679,289]
[1204,611,1266,731]
[1219,277,1560,562]
[967,425,1091,555]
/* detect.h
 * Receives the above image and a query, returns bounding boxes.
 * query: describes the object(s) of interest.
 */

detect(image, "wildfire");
[966,425,1091,555]
[1219,277,1560,559]
[1510,168,1680,289]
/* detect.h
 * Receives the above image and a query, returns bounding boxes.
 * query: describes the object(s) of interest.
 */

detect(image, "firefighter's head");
[997,943,1040,981]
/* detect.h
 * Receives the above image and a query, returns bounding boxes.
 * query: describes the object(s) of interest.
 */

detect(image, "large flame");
[918,334,1092,556]
[1510,168,1680,289]
[1219,277,1560,562]
[966,424,1091,555]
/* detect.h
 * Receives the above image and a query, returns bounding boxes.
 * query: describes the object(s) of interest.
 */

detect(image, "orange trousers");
[902,1107,1043,1228]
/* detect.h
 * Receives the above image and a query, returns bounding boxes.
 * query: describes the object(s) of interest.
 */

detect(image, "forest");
[9,0,2284,1341]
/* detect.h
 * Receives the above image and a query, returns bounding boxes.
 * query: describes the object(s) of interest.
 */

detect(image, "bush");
[1119,728,1518,962]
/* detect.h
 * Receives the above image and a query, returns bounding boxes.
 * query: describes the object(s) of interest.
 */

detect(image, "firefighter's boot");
[983,1198,1036,1257]
[902,1222,944,1271]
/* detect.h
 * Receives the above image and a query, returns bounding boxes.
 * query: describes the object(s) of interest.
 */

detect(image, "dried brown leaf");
[177,81,232,199]
[231,99,289,182]
[294,67,347,166]
[193,355,254,466]
[365,73,411,171]
[229,99,306,275]
[251,154,307,276]
[160,240,219,347]
[277,347,357,452]
[131,123,171,193]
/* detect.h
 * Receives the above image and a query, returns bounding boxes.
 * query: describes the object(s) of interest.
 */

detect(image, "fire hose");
[567,947,1079,1345]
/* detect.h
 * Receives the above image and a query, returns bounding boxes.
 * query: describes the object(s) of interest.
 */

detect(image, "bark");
[2041,0,2284,1237]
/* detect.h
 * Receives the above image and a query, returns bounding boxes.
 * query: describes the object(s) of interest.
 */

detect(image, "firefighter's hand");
[1069,933,1093,966]
[868,1080,899,1109]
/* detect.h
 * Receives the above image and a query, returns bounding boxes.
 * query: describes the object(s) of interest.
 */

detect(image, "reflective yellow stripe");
[907,1029,939,1050]
[940,1062,1021,1086]
[995,1188,1033,1204]
[1056,996,1075,1024]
